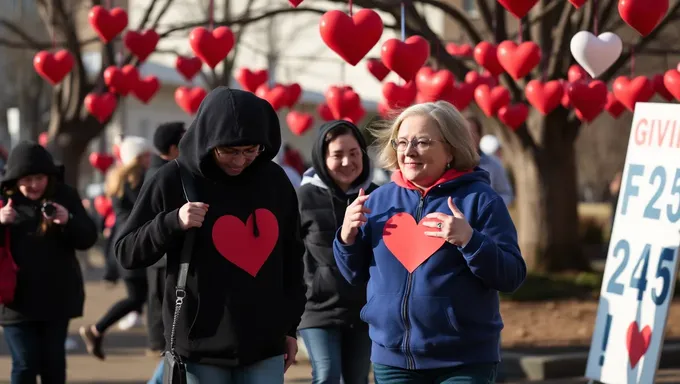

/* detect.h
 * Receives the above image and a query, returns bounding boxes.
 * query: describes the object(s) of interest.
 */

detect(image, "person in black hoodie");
[114,86,306,383]
[0,141,98,384]
[297,121,377,384]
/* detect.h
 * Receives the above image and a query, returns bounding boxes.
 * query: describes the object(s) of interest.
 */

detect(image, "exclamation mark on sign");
[599,314,613,366]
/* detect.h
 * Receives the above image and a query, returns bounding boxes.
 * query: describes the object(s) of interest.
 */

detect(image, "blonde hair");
[105,157,146,199]
[368,101,480,171]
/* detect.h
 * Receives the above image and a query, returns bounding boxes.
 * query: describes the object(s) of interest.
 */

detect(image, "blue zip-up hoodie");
[333,167,526,370]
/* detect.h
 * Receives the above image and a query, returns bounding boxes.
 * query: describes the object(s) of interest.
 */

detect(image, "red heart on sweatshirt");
[626,321,652,368]
[33,50,74,85]
[383,213,445,273]
[605,92,626,118]
[381,36,431,82]
[497,41,541,80]
[473,42,504,76]
[189,26,235,68]
[366,58,390,82]
[567,80,607,122]
[663,69,680,101]
[652,74,674,101]
[383,81,417,109]
[497,0,539,18]
[618,0,668,37]
[525,80,563,115]
[123,30,159,62]
[235,68,268,93]
[498,103,529,130]
[212,209,279,277]
[175,86,207,115]
[474,85,510,117]
[175,56,203,81]
[612,76,654,111]
[85,92,117,123]
[88,6,128,43]
[319,9,384,66]
[132,76,160,104]
[415,67,455,101]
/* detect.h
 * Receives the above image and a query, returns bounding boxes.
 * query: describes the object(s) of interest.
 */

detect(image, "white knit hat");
[118,136,151,166]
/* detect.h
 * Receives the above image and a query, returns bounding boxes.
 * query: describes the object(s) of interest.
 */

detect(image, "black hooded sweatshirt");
[0,141,98,325]
[114,87,307,368]
[297,121,378,330]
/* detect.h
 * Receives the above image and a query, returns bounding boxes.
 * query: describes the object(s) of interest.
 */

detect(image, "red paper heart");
[88,6,128,43]
[525,80,564,115]
[465,71,497,90]
[317,103,334,121]
[498,103,529,130]
[85,92,117,123]
[89,152,115,174]
[103,65,139,96]
[497,0,539,18]
[382,212,445,273]
[255,84,288,111]
[652,74,674,101]
[123,30,159,62]
[175,56,203,82]
[33,50,74,85]
[605,92,626,118]
[175,86,207,115]
[473,42,504,76]
[445,82,476,111]
[663,69,680,101]
[445,43,473,57]
[132,76,160,104]
[474,85,510,117]
[235,68,268,93]
[189,26,234,68]
[567,80,607,122]
[497,41,541,80]
[381,36,431,82]
[283,83,302,108]
[319,9,384,66]
[626,321,652,368]
[618,0,668,37]
[568,0,588,7]
[325,86,361,119]
[568,64,590,83]
[613,76,655,111]
[367,58,390,82]
[383,81,417,109]
[415,67,455,101]
[212,209,279,277]
[93,195,113,217]
[286,111,314,136]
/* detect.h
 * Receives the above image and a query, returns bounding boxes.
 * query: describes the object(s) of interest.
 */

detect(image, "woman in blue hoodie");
[333,101,526,383]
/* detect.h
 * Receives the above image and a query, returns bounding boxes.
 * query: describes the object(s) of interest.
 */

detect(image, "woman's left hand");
[48,203,70,225]
[423,197,473,247]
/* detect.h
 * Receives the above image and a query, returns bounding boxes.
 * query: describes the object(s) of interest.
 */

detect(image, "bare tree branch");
[546,2,575,79]
[475,0,496,41]
[0,19,46,49]
[136,0,161,31]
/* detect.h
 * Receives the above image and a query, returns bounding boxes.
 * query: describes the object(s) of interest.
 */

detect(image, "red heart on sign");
[473,42,504,77]
[212,209,279,277]
[286,111,314,136]
[283,83,302,108]
[652,74,673,101]
[104,65,139,96]
[568,64,590,82]
[498,103,529,130]
[465,71,497,90]
[175,86,207,115]
[568,0,588,7]
[317,103,334,121]
[289,0,304,6]
[474,85,510,117]
[381,36,431,82]
[367,58,390,82]
[568,80,607,122]
[415,67,455,101]
[85,92,117,123]
[175,56,203,81]
[325,86,361,119]
[132,76,160,104]
[255,84,288,111]
[319,9,384,66]
[497,0,539,18]
[189,26,234,68]
[525,79,564,115]
[626,321,652,368]
[383,81,417,109]
[605,92,626,118]
[383,213,445,273]
[612,76,654,111]
[445,82,476,111]
[663,69,680,101]
[33,50,74,85]
[123,30,159,62]
[497,41,541,80]
[88,6,128,43]
[446,43,473,57]
[235,68,268,93]
[618,0,668,37]
[89,152,115,174]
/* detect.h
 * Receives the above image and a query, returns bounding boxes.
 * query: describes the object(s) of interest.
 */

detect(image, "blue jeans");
[186,354,284,384]
[148,359,164,384]
[300,327,372,384]
[2,320,70,384]
[373,363,497,384]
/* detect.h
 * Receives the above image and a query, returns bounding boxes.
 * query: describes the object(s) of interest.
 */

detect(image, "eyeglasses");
[391,137,446,152]
[214,145,264,158]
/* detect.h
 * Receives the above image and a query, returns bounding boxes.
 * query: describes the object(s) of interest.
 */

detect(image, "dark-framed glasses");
[215,145,265,158]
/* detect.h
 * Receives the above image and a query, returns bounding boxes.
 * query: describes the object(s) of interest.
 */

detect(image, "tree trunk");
[511,111,590,273]
[46,115,102,188]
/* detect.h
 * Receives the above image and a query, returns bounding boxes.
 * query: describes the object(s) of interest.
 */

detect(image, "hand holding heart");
[178,202,209,230]
[340,188,371,245]
[422,197,473,247]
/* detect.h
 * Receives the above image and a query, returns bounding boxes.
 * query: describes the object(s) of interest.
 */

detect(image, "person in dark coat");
[0,141,98,384]
[297,121,378,384]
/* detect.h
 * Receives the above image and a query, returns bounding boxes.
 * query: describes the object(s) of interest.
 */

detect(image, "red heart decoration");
[498,103,529,130]
[445,82,476,111]
[497,41,541,80]
[343,104,366,124]
[445,43,473,57]
[525,80,564,115]
[497,0,539,18]
[94,195,113,218]
[618,0,668,37]
[104,213,116,228]
[235,68,268,93]
[255,84,288,111]
[567,80,607,122]
[283,83,303,108]
[378,101,392,118]
[325,86,361,119]
[561,80,572,108]
[663,69,680,101]
[175,86,207,115]
[317,103,334,121]
[132,76,160,104]
[33,50,74,85]
[626,321,652,368]
[286,111,314,136]
[381,36,431,82]
[367,58,390,82]
[123,30,159,62]
[473,42,504,77]
[652,74,674,101]
[383,81,417,109]
[175,56,203,81]
[89,152,115,174]
[88,6,128,43]
[212,209,279,277]
[38,132,48,147]
[103,65,139,96]
[189,26,235,68]
[474,85,510,117]
[465,71,498,90]
[415,67,455,101]
[382,212,445,273]
[289,0,304,6]
[612,76,655,111]
[569,0,588,7]
[319,9,384,66]
[605,92,626,118]
[568,64,590,83]
[85,92,117,123]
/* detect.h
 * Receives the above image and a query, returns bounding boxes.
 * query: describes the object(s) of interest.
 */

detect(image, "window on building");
[463,0,480,18]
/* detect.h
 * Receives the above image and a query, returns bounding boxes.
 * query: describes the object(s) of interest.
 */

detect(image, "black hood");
[177,86,281,179]
[1,141,60,190]
[311,120,371,198]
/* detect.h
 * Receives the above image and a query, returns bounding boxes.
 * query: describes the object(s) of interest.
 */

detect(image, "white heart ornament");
[569,31,622,78]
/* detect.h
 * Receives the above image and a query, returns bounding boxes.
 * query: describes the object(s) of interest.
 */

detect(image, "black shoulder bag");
[163,160,198,384]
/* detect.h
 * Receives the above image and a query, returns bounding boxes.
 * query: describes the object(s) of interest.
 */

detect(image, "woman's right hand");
[340,189,371,245]
[0,199,16,224]
[178,202,209,230]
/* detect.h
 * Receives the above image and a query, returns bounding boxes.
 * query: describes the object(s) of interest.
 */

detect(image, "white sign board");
[586,102,680,384]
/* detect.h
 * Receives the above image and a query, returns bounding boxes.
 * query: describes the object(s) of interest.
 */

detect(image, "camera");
[41,202,56,218]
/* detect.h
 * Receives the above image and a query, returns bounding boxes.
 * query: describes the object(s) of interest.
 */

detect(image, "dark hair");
[153,122,185,155]
[4,174,57,235]
[323,124,355,149]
